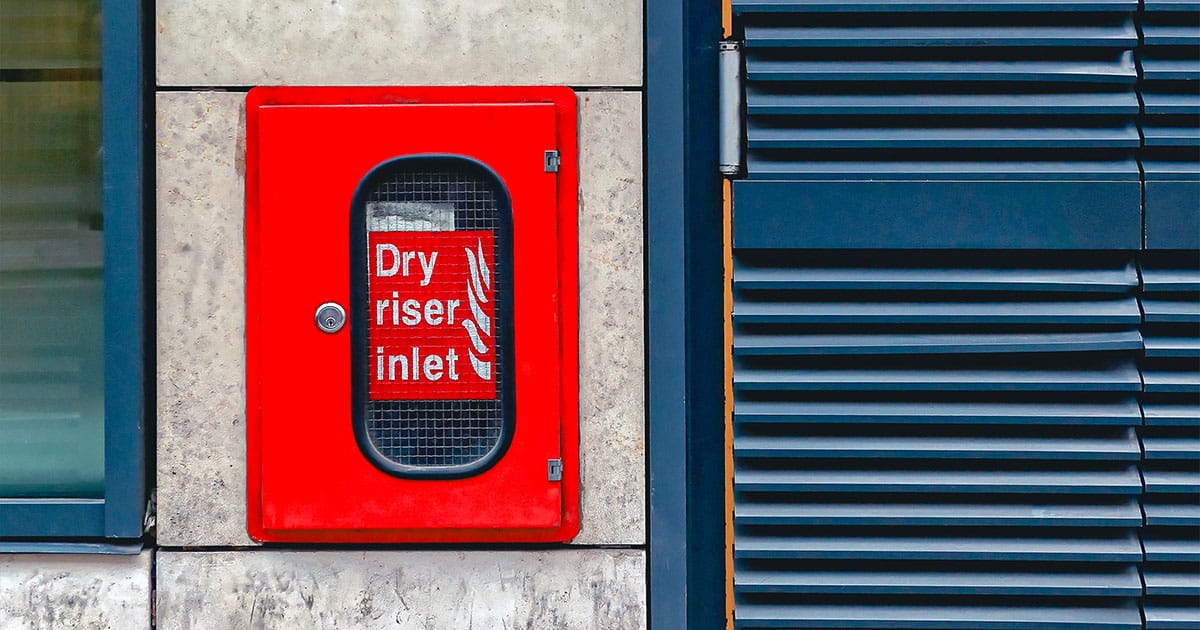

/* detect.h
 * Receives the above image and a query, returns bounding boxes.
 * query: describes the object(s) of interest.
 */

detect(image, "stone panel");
[575,91,645,544]
[156,91,254,546]
[156,550,646,630]
[0,552,152,630]
[157,1,641,88]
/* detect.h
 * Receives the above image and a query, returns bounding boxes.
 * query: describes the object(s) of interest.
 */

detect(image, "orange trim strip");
[723,0,733,38]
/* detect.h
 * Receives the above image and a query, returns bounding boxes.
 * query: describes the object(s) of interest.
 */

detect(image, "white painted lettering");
[423,354,443,381]
[376,244,400,277]
[418,251,438,286]
[447,348,459,380]
[424,299,444,326]
[402,251,416,278]
[388,353,407,381]
[401,299,421,326]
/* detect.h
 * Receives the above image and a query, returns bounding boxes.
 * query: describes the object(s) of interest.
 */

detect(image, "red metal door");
[245,87,578,542]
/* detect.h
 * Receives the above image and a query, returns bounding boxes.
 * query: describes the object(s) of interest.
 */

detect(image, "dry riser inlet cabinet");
[245,87,579,542]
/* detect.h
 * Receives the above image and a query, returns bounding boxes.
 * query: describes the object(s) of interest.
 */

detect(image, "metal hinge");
[719,40,743,176]
[544,150,561,173]
[547,458,563,481]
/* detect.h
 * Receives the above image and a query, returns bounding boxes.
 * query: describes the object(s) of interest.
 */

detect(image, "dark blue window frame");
[0,0,147,547]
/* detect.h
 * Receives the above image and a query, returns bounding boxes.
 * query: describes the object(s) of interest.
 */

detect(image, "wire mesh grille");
[364,167,506,469]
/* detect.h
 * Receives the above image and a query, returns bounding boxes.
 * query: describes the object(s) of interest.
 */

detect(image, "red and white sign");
[368,230,496,400]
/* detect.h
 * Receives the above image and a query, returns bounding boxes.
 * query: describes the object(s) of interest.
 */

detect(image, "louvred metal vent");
[731,253,1146,629]
[1138,258,1200,630]
[1139,0,1200,248]
[730,0,1142,250]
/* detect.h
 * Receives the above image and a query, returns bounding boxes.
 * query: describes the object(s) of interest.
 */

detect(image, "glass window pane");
[0,1,104,498]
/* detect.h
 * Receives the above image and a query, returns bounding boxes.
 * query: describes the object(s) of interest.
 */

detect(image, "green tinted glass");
[0,0,104,497]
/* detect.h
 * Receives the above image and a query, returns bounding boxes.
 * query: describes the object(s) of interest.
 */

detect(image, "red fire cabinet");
[245,87,579,542]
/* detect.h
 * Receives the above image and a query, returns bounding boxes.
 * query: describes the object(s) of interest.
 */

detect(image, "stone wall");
[5,2,645,627]
[151,0,646,627]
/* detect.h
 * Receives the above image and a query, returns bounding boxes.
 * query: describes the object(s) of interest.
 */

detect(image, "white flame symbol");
[462,238,492,380]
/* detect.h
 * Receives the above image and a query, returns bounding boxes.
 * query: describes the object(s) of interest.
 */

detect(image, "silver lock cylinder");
[315,302,346,333]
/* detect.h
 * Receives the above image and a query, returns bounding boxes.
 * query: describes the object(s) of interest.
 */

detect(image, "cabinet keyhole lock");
[315,302,346,333]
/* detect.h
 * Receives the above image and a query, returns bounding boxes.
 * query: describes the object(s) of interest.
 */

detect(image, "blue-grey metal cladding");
[1140,1,1200,249]
[731,254,1147,629]
[646,0,727,626]
[1138,259,1200,630]
[732,0,1143,250]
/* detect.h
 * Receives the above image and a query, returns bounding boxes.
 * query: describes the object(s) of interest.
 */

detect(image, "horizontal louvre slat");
[1143,436,1200,459]
[1142,125,1200,146]
[1146,0,1200,10]
[736,533,1143,561]
[736,434,1140,459]
[735,567,1143,595]
[746,56,1136,82]
[736,468,1142,493]
[735,400,1142,425]
[1143,25,1200,45]
[1144,538,1200,562]
[733,263,1139,291]
[1143,161,1200,177]
[744,157,1141,180]
[735,300,1141,324]
[1143,299,1200,323]
[1140,56,1200,80]
[1144,336,1200,357]
[1144,502,1200,526]
[1144,571,1200,596]
[1144,606,1200,629]
[735,332,1144,355]
[735,0,1137,13]
[744,24,1136,48]
[737,506,1150,526]
[1144,470,1200,494]
[736,501,1143,526]
[1144,403,1200,426]
[1144,371,1200,392]
[734,604,1142,629]
[1143,93,1200,115]
[735,362,1141,391]
[747,88,1139,115]
[1142,268,1200,291]
[747,124,1140,150]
